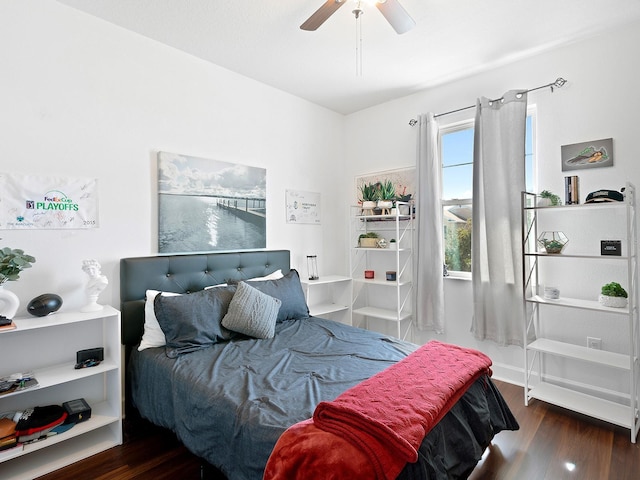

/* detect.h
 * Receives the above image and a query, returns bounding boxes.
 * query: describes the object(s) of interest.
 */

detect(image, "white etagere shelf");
[0,305,122,479]
[526,294,631,314]
[521,183,640,442]
[349,203,414,340]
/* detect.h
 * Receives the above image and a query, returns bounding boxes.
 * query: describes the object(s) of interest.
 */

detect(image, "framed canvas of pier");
[157,151,266,253]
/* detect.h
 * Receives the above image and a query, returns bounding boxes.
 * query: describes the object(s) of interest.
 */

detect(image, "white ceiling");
[56,0,640,115]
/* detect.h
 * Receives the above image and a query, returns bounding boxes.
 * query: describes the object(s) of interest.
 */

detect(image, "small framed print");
[562,138,613,171]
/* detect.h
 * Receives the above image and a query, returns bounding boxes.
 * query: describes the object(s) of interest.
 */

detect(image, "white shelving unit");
[300,275,352,325]
[0,306,122,478]
[349,203,414,340]
[522,184,640,442]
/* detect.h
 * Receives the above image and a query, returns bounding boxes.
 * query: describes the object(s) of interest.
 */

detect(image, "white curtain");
[470,90,530,346]
[415,113,444,333]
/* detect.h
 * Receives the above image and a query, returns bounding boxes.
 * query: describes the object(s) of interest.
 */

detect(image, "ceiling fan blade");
[376,0,416,34]
[300,0,347,31]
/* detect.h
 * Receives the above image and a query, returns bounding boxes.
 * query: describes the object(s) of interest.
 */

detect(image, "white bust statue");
[80,259,108,312]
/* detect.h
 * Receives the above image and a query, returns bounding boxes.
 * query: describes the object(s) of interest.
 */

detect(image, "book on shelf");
[0,442,23,461]
[0,321,16,332]
[564,175,580,204]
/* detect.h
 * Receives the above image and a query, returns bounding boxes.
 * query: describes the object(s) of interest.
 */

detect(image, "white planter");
[599,294,628,308]
[0,284,20,319]
[362,201,377,209]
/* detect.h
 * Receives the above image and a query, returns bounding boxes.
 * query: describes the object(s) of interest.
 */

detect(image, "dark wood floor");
[37,380,640,480]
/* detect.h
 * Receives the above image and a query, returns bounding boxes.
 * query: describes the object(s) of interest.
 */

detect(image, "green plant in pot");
[359,182,379,213]
[538,190,561,206]
[0,246,36,319]
[599,281,628,308]
[358,232,379,248]
[537,231,568,254]
[376,180,395,214]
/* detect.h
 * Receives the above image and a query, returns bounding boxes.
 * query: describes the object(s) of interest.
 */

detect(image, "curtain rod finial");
[409,118,418,126]
[552,77,567,92]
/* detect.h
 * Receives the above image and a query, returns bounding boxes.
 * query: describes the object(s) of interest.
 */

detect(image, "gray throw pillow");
[221,282,281,339]
[154,286,237,358]
[246,269,309,322]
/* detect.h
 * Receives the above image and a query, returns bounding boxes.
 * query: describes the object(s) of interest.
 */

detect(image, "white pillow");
[203,270,283,289]
[138,289,180,351]
[252,269,284,281]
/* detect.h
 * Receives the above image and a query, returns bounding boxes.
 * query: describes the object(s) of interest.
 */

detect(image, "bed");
[120,250,518,479]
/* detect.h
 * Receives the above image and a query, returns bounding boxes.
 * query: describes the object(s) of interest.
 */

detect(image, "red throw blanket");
[264,340,492,480]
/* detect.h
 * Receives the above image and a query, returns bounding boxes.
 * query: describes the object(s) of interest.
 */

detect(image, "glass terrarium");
[537,231,569,254]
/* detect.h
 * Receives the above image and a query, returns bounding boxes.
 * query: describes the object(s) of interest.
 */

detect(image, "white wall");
[0,1,345,313]
[343,20,640,385]
[4,1,640,392]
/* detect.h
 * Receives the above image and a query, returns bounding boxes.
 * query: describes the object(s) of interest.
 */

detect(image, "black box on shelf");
[601,240,622,256]
[63,398,91,424]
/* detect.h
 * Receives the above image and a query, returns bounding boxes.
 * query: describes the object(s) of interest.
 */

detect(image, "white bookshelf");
[0,306,122,479]
[521,185,640,442]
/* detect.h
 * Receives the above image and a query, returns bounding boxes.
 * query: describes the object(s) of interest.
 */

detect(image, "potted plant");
[537,231,568,254]
[358,232,379,248]
[538,190,562,207]
[376,180,395,214]
[0,246,36,319]
[396,192,412,215]
[389,238,397,250]
[360,183,380,203]
[599,281,628,308]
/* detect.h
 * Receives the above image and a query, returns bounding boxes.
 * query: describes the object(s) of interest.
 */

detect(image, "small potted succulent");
[599,282,628,308]
[538,190,562,207]
[358,232,379,248]
[537,231,569,254]
[376,180,395,214]
[359,182,379,213]
[388,238,397,250]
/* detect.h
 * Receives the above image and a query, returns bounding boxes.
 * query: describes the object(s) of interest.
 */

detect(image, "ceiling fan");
[300,0,416,35]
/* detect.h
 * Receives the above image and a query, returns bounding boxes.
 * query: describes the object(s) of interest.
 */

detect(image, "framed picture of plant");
[561,138,613,171]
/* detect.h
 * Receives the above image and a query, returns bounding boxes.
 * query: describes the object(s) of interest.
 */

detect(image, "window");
[441,114,534,276]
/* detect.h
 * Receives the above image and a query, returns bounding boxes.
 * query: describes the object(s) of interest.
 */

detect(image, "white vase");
[0,284,20,319]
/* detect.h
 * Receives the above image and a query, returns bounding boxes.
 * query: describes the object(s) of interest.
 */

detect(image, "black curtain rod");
[408,77,567,126]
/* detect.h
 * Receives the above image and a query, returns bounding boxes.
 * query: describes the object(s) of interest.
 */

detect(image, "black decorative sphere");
[27,293,63,317]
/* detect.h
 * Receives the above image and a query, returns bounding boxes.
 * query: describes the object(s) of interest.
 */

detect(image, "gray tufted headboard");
[119,250,290,350]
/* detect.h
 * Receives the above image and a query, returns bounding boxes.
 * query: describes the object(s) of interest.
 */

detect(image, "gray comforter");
[129,316,517,479]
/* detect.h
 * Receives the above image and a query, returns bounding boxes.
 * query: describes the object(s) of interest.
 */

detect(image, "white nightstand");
[300,275,352,325]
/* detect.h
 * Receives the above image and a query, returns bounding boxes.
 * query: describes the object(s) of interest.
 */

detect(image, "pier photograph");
[157,151,266,253]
